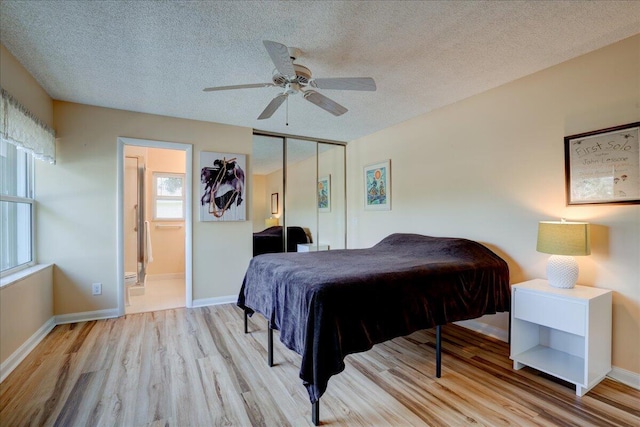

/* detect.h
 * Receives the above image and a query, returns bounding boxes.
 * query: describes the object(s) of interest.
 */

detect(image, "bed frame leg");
[268,321,274,367]
[436,325,441,378]
[311,400,320,426]
[244,310,248,334]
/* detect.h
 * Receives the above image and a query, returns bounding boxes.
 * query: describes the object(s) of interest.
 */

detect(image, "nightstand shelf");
[510,279,612,396]
[512,345,584,385]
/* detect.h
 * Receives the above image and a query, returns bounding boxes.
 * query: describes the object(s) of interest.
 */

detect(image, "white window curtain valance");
[0,87,56,164]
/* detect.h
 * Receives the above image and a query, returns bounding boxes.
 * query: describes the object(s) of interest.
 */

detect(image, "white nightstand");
[510,279,612,396]
[297,243,330,252]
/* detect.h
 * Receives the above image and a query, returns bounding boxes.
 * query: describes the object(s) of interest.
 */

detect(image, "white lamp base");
[547,255,579,289]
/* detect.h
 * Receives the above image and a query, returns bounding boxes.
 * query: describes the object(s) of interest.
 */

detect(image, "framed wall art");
[199,151,247,221]
[318,175,331,213]
[364,160,391,211]
[565,122,639,205]
[271,193,279,215]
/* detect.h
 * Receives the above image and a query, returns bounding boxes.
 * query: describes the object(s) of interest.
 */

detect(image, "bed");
[238,233,510,424]
[252,225,311,256]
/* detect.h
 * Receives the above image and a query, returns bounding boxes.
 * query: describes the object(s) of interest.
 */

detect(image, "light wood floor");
[1,304,638,426]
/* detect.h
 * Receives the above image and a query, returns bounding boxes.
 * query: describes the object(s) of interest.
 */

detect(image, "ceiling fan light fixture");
[284,83,300,95]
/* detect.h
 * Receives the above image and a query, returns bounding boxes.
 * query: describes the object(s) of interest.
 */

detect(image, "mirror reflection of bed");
[252,225,312,257]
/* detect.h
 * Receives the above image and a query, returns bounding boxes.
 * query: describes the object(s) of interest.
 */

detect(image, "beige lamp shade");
[265,217,279,228]
[537,221,591,256]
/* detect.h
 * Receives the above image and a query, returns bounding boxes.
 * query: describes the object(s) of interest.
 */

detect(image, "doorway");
[117,137,193,316]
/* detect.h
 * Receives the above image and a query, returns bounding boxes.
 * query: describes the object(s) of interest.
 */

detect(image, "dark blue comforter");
[238,233,510,403]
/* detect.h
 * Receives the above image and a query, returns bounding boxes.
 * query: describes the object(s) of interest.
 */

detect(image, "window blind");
[0,87,55,164]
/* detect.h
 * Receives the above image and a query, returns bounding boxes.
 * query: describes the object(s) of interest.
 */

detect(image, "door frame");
[116,137,193,316]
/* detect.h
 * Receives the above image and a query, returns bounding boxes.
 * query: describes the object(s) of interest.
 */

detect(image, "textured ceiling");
[1,1,639,143]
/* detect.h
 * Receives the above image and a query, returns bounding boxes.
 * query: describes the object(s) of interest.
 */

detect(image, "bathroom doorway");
[117,137,193,316]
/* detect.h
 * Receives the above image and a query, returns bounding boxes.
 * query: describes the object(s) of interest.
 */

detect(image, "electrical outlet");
[92,282,102,296]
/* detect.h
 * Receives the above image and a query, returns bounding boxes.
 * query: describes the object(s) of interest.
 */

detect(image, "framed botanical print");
[318,175,331,213]
[364,160,390,211]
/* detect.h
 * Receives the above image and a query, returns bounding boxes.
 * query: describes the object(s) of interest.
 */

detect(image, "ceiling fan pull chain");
[286,96,289,126]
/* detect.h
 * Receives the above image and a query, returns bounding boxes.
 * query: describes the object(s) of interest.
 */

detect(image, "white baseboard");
[54,308,120,325]
[192,295,236,308]
[454,319,509,343]
[608,366,640,390]
[1,316,55,383]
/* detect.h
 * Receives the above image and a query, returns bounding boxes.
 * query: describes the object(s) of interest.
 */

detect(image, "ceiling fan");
[203,40,376,120]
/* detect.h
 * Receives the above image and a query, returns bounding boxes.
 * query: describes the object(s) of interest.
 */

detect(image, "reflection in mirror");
[318,143,346,250]
[252,133,346,256]
[286,139,317,252]
[251,135,284,256]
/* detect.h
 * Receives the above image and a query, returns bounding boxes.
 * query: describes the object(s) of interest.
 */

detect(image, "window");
[1,139,35,274]
[153,172,185,220]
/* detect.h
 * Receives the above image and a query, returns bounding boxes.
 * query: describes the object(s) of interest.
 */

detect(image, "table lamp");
[536,220,590,289]
[265,217,279,228]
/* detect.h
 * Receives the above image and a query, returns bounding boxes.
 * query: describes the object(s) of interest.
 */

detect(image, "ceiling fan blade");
[263,40,296,76]
[203,83,275,92]
[303,90,348,116]
[258,94,288,120]
[311,77,377,91]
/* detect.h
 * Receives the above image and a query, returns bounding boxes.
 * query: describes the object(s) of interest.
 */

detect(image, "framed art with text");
[364,160,391,211]
[565,122,639,205]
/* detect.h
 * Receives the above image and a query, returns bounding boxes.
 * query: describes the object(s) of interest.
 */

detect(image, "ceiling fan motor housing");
[272,63,312,88]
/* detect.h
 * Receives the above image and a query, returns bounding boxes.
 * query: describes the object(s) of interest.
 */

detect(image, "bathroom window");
[153,172,185,220]
[0,139,35,275]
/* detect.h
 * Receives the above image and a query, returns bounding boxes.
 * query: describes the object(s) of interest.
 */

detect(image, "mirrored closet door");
[317,142,346,250]
[251,133,345,256]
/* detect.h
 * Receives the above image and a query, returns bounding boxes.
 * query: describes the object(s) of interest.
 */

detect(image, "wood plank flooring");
[1,304,638,426]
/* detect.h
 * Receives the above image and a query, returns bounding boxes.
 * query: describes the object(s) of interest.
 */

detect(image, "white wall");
[145,147,186,275]
[286,154,318,242]
[346,35,640,374]
[0,45,53,128]
[0,266,53,372]
[40,101,253,315]
[252,174,268,233]
[0,45,54,370]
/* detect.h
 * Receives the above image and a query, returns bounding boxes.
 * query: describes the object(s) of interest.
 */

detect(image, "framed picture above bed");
[318,175,331,213]
[565,122,639,205]
[364,160,391,211]
[199,151,247,221]
[271,193,279,215]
